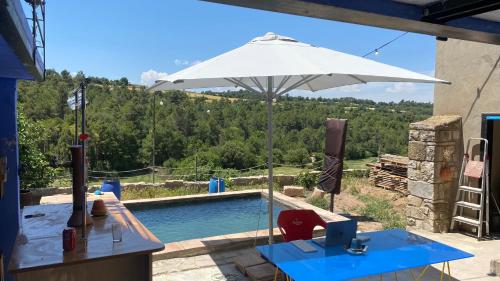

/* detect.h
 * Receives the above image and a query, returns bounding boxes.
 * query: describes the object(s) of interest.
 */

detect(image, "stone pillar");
[406,115,462,232]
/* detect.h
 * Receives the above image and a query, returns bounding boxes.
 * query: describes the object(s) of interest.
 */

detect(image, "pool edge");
[123,190,347,260]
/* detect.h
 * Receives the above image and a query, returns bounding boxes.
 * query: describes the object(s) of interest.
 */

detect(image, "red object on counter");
[63,228,76,251]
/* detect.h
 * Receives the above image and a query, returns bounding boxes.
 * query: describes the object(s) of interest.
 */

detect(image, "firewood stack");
[367,154,409,195]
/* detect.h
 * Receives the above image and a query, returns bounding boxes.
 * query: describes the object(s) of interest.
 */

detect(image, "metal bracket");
[25,0,46,79]
[422,0,500,23]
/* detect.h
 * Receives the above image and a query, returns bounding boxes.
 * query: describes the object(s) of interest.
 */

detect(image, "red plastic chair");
[277,209,327,242]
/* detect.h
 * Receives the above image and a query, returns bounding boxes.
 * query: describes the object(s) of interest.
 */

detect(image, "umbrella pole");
[267,77,274,245]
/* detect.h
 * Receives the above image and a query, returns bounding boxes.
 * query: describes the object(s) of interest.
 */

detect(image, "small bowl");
[91,199,107,216]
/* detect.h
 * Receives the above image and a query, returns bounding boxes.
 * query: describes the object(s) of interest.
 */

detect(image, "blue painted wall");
[0,78,19,281]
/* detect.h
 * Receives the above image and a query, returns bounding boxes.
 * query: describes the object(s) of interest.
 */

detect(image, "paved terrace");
[40,191,499,280]
[152,231,500,281]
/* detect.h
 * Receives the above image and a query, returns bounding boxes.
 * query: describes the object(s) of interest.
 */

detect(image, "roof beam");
[422,0,500,23]
[202,0,500,45]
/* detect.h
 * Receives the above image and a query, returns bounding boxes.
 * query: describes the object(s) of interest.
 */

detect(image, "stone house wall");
[406,115,462,232]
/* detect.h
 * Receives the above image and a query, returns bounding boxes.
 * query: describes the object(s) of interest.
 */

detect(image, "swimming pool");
[128,196,283,243]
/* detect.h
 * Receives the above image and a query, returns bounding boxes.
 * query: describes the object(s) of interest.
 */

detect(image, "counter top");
[8,192,165,273]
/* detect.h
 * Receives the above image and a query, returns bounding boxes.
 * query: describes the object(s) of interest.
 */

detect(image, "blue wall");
[0,78,19,281]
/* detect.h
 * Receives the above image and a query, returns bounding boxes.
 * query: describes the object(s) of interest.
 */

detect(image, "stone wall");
[37,174,300,200]
[406,115,462,232]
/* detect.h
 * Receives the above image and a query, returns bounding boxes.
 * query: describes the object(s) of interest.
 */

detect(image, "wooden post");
[329,193,335,212]
[67,145,92,228]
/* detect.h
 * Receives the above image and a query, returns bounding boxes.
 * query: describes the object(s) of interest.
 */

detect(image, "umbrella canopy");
[149,32,447,92]
[148,32,448,244]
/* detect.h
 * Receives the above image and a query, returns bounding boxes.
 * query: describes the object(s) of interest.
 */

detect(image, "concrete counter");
[8,192,164,281]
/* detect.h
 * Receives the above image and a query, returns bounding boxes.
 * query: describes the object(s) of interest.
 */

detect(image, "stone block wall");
[406,115,462,232]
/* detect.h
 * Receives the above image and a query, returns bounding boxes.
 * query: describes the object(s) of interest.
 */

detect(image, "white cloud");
[174,59,189,66]
[338,84,361,93]
[385,82,417,94]
[289,81,434,103]
[140,69,169,86]
[174,59,202,66]
[191,60,202,66]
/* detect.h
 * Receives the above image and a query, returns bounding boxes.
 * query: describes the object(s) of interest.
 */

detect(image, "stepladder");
[451,137,490,239]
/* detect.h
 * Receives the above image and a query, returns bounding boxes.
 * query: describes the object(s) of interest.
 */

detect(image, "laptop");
[313,219,357,247]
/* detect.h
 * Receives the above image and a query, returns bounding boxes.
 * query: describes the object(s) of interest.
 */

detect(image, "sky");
[41,0,438,102]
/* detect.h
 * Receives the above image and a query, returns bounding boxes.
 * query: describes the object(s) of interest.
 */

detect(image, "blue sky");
[42,0,437,102]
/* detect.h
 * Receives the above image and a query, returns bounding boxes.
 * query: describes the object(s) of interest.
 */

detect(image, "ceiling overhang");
[0,0,44,80]
[203,0,500,45]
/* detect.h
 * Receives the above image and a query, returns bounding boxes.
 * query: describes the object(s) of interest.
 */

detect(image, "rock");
[283,185,305,197]
[408,141,427,161]
[234,254,267,275]
[164,180,184,188]
[309,188,326,199]
[231,176,267,186]
[246,263,283,281]
[274,175,295,186]
[408,180,434,200]
[407,195,423,207]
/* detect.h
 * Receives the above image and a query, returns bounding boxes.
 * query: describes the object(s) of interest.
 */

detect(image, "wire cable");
[362,32,409,58]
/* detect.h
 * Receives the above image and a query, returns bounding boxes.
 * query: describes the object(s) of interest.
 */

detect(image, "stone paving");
[153,248,256,281]
[153,231,500,281]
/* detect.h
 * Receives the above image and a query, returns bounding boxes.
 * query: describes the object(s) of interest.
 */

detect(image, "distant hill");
[17,70,433,173]
[186,92,240,102]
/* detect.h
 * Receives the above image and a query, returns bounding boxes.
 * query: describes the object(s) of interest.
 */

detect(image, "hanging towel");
[318,119,347,194]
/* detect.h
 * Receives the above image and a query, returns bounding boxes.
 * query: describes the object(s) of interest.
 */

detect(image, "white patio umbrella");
[148,32,448,244]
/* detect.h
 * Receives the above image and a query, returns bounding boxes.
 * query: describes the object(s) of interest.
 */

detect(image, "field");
[186,92,240,102]
[50,157,376,188]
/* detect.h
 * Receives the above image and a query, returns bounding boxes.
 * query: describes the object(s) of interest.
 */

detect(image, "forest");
[17,70,433,188]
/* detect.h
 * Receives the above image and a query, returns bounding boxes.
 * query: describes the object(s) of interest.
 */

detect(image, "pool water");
[128,196,283,243]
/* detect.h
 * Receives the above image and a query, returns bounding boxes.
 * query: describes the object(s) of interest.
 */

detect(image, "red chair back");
[277,209,327,242]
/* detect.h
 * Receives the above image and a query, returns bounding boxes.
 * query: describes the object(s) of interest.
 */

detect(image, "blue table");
[256,229,473,281]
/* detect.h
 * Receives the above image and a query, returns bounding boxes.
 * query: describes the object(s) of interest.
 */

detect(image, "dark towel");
[318,119,347,194]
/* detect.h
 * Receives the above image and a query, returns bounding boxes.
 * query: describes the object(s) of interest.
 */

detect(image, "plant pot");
[20,189,33,208]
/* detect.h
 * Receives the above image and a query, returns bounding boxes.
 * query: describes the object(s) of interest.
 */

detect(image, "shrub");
[295,171,319,190]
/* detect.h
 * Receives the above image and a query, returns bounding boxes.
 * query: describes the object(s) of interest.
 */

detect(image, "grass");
[356,194,405,229]
[344,157,377,170]
[306,196,330,210]
[304,176,405,230]
[186,92,239,102]
[121,186,204,200]
[343,175,405,229]
[121,183,279,201]
[49,157,376,188]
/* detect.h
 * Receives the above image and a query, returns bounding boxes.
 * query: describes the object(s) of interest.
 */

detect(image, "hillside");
[17,70,432,185]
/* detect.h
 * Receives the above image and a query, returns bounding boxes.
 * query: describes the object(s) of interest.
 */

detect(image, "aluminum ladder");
[450,137,490,239]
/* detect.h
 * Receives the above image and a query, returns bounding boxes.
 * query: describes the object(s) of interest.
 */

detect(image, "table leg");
[411,262,452,281]
[394,272,398,281]
[413,265,430,281]
[274,267,279,281]
[447,262,451,281]
[440,262,446,281]
[409,269,416,280]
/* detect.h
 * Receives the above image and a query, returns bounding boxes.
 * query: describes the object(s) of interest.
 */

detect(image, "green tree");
[18,109,55,189]
[284,147,310,166]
